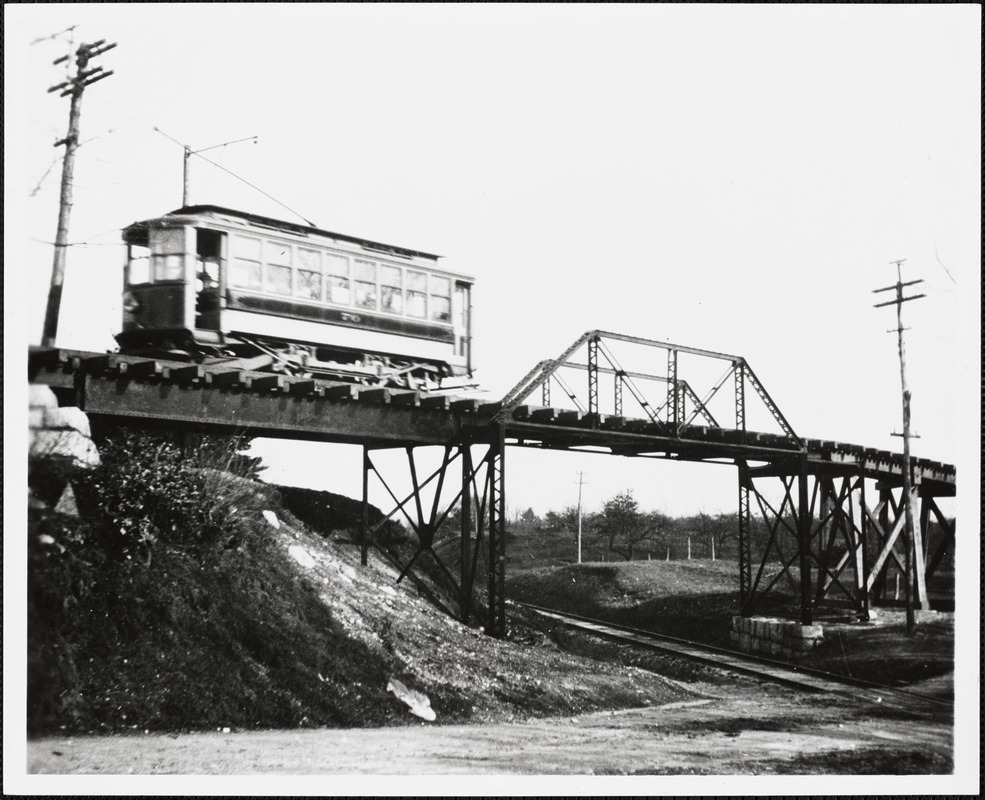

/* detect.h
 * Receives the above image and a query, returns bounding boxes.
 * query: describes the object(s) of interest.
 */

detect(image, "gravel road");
[25,679,954,778]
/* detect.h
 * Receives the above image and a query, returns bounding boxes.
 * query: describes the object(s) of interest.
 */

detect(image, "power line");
[30,155,61,197]
[933,241,957,284]
[29,129,123,196]
[30,26,78,46]
[32,37,321,248]
[30,237,122,247]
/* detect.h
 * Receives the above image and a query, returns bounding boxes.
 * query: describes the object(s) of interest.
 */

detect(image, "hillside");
[26,431,697,736]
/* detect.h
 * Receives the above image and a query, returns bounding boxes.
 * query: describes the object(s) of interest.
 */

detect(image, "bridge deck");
[28,347,955,494]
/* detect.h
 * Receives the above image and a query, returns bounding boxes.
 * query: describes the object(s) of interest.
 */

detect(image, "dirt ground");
[24,671,956,778]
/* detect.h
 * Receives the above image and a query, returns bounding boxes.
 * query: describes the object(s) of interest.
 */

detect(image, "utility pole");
[41,37,116,347]
[183,135,258,206]
[575,471,588,563]
[873,258,925,634]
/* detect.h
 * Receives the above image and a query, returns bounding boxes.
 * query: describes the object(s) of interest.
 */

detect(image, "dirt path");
[25,680,953,777]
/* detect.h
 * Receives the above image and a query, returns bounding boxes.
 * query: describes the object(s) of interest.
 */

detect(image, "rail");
[518,602,952,717]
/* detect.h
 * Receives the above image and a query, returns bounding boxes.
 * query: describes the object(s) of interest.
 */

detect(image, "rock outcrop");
[28,385,101,470]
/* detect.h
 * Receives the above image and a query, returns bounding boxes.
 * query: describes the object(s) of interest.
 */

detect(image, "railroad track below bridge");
[518,603,952,720]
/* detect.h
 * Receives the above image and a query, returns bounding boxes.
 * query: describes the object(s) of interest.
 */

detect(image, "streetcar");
[116,205,474,389]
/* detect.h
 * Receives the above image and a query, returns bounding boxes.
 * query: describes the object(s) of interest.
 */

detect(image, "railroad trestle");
[28,335,956,635]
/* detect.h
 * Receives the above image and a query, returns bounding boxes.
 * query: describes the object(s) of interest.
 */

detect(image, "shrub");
[72,432,215,560]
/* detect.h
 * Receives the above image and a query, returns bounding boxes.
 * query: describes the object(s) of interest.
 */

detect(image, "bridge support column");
[864,481,947,612]
[735,463,801,619]
[361,446,370,566]
[486,426,507,637]
[921,493,955,593]
[737,460,754,616]
[358,432,508,637]
[460,445,474,621]
[738,462,873,622]
[797,458,813,625]
[809,468,870,619]
[587,334,599,416]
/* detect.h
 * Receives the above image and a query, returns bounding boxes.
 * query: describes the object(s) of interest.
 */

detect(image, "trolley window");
[406,270,427,319]
[265,240,293,296]
[195,228,222,286]
[325,253,350,305]
[234,235,261,260]
[296,247,322,301]
[429,275,451,323]
[453,282,471,357]
[380,265,403,314]
[128,244,151,285]
[150,228,185,281]
[230,235,263,291]
[353,259,378,311]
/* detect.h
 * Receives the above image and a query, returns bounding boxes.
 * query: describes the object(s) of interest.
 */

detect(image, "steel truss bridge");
[28,330,956,636]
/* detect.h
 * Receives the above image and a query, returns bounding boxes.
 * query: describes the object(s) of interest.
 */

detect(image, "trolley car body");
[117,206,474,387]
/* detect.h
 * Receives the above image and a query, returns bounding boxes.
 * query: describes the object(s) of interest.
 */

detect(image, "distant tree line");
[531,490,743,562]
[428,488,956,569]
[504,490,955,567]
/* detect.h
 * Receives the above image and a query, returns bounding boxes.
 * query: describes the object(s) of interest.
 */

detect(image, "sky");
[7,4,980,523]
[5,3,979,516]
[4,5,981,793]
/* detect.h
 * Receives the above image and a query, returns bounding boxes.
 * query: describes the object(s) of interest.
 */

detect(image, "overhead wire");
[30,236,122,248]
[29,25,78,47]
[933,241,957,285]
[191,150,319,228]
[61,87,321,227]
[150,124,317,226]
[29,156,61,197]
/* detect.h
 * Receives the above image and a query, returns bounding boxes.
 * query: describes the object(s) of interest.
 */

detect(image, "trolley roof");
[123,204,446,263]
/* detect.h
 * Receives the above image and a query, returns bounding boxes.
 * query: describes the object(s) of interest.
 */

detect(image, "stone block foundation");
[731,616,824,660]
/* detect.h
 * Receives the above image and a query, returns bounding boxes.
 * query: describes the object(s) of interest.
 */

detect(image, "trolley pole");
[41,38,116,347]
[873,259,925,634]
[182,135,258,206]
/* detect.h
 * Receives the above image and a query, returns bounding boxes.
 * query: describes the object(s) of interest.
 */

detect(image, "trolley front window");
[150,228,185,281]
[127,244,151,285]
